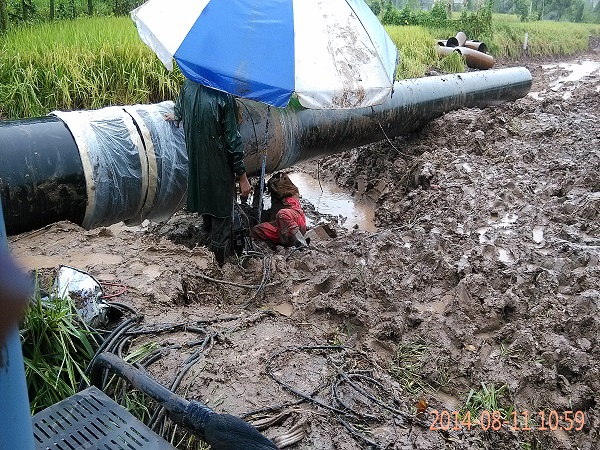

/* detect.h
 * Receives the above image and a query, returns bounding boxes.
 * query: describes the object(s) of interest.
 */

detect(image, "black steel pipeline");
[0,116,87,235]
[238,67,531,174]
[0,67,531,235]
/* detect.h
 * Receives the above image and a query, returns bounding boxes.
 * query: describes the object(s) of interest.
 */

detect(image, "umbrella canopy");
[131,0,398,109]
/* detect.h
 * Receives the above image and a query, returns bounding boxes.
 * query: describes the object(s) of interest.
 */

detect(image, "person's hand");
[164,113,180,128]
[0,252,30,346]
[239,173,252,198]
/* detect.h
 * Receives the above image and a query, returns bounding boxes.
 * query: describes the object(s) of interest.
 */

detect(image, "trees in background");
[379,0,494,37]
[368,0,600,22]
[0,0,143,31]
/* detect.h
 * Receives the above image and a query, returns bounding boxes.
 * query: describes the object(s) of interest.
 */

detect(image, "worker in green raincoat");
[169,79,251,265]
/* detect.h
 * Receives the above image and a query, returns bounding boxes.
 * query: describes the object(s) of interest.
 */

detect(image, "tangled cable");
[81,301,217,436]
[258,345,413,449]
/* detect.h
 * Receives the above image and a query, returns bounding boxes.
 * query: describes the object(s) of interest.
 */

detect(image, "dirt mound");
[9,53,599,449]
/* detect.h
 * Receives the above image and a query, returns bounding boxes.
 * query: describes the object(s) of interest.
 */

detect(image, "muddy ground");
[10,49,600,450]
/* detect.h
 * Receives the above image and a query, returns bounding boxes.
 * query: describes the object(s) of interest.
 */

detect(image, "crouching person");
[251,172,308,249]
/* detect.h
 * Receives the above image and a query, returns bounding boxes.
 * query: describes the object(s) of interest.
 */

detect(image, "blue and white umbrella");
[131,0,398,109]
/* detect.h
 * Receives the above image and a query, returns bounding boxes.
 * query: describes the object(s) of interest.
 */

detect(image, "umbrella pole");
[256,106,270,223]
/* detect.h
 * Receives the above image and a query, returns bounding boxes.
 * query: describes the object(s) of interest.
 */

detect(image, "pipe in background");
[435,45,495,70]
[464,40,488,53]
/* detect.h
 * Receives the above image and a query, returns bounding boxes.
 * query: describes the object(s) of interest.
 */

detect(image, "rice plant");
[20,274,97,414]
[2,15,598,119]
[488,17,600,58]
[386,25,443,79]
[0,16,182,119]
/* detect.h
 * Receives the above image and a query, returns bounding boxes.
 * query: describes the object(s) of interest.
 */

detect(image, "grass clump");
[460,382,513,421]
[389,337,433,394]
[20,275,97,414]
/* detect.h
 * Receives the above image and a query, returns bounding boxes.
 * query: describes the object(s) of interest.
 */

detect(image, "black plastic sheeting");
[0,116,87,235]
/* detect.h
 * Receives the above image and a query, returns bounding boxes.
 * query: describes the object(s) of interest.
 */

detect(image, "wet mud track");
[10,51,600,449]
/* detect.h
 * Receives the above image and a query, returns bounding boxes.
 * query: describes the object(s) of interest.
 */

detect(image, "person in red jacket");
[251,172,308,249]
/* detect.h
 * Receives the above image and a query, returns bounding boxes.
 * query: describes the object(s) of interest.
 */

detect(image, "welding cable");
[266,346,414,449]
[330,375,379,421]
[330,367,409,420]
[370,106,414,159]
[149,331,215,432]
[106,300,138,316]
[116,335,133,360]
[80,316,142,390]
[245,254,272,305]
[194,271,280,290]
[125,322,197,336]
[336,415,381,449]
[266,346,349,415]
[241,401,305,420]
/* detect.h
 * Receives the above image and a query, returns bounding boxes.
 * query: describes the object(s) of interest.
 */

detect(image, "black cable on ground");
[80,316,142,391]
[266,346,349,416]
[107,300,138,315]
[266,345,414,449]
[149,331,215,433]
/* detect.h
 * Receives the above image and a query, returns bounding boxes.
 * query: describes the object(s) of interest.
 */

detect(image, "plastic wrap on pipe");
[123,102,187,223]
[51,102,187,230]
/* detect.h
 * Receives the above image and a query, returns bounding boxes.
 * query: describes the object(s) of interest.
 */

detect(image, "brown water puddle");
[288,172,377,232]
[529,59,600,99]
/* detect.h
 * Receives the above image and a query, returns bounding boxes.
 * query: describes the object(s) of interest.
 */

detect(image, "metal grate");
[32,386,175,450]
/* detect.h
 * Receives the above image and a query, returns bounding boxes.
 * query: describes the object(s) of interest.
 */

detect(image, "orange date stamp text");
[429,409,586,432]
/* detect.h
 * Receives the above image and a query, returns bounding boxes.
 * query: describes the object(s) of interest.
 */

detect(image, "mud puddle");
[529,58,600,99]
[289,172,377,232]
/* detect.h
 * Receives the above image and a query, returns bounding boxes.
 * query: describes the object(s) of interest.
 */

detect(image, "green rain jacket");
[174,80,246,218]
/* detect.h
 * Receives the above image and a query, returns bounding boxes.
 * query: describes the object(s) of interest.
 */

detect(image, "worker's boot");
[291,230,308,249]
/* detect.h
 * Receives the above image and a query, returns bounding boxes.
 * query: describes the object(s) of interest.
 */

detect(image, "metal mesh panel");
[32,386,175,450]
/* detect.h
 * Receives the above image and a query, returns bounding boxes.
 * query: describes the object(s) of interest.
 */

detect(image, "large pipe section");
[0,68,532,235]
[435,45,495,70]
[238,67,530,173]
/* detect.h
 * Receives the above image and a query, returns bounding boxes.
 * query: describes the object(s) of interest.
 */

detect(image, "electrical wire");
[370,106,414,159]
[264,345,413,449]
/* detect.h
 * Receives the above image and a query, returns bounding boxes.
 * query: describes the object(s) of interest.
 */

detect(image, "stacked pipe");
[436,31,495,70]
[0,68,532,236]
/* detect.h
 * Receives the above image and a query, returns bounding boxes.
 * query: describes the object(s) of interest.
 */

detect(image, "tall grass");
[21,275,97,414]
[386,25,465,78]
[0,17,182,119]
[488,16,600,58]
[1,16,599,119]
